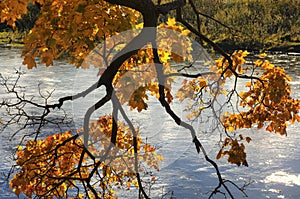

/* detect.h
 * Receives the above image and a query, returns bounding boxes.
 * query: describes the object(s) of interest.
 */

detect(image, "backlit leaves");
[220,53,300,164]
[10,116,163,198]
[0,0,30,28]
[216,138,248,167]
[10,131,85,198]
[175,51,300,166]
[98,20,192,112]
[3,0,300,192]
[223,57,300,135]
[11,0,140,69]
[210,50,249,78]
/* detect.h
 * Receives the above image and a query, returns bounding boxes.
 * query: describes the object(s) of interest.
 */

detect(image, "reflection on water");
[264,171,300,186]
[0,48,299,198]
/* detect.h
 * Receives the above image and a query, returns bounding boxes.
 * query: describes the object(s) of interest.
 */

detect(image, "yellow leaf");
[266,124,272,132]
[126,181,131,189]
[109,189,116,195]
[182,29,190,35]
[135,22,144,29]
[259,52,267,58]
[242,51,249,57]
[245,82,252,87]
[228,126,234,132]
[42,47,48,52]
[167,17,176,26]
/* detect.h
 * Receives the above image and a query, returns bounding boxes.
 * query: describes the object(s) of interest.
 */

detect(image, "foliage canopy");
[1,0,299,198]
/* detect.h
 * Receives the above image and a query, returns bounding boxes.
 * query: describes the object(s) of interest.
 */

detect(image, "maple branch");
[166,71,214,78]
[0,72,73,141]
[162,78,234,197]
[31,6,159,115]
[175,6,234,70]
[83,84,113,147]
[156,0,186,15]
[111,92,150,199]
[148,28,235,197]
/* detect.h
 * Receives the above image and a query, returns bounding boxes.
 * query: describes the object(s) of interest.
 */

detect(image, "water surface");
[0,48,300,198]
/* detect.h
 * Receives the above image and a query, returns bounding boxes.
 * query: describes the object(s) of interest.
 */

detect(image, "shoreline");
[1,37,299,54]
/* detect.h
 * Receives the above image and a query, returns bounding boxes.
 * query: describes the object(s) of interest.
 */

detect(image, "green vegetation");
[0,31,25,46]
[182,0,300,52]
[1,0,299,51]
[0,2,39,46]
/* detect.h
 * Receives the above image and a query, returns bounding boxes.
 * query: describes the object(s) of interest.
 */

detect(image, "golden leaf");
[167,17,176,26]
[259,52,267,58]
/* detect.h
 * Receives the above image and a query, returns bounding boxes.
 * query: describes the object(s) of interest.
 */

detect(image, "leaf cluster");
[10,116,162,198]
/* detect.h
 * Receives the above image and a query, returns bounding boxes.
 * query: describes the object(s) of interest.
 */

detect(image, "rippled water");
[0,47,300,198]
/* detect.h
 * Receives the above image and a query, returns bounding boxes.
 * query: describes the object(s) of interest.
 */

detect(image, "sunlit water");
[0,47,300,198]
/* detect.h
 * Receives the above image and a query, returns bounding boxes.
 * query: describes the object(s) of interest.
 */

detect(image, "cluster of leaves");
[0,0,36,28]
[2,0,300,198]
[1,0,139,68]
[216,136,250,167]
[176,50,300,166]
[10,116,162,198]
[10,131,85,198]
[85,115,163,171]
[83,18,192,112]
[114,19,192,112]
[223,57,300,135]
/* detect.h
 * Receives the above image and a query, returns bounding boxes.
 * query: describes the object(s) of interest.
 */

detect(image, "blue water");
[0,47,300,198]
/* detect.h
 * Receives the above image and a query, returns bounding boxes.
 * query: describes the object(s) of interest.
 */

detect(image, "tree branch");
[156,0,186,15]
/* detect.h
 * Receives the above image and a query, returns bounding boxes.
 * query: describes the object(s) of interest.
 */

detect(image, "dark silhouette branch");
[111,92,150,199]
[156,0,186,15]
[149,28,236,197]
[2,1,273,198]
[166,71,215,78]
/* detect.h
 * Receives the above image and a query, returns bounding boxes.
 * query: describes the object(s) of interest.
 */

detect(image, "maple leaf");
[167,17,176,26]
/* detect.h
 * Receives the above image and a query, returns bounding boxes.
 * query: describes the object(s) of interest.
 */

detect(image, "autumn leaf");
[167,17,176,26]
[217,139,248,167]
[245,137,252,143]
[259,52,267,58]
[22,54,36,69]
[11,116,163,198]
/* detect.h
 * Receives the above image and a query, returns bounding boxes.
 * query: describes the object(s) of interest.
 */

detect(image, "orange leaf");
[245,137,252,143]
[295,114,300,122]
[266,125,273,132]
[216,149,223,159]
[22,54,37,69]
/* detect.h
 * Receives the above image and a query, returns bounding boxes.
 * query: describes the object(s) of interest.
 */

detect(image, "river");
[0,47,300,198]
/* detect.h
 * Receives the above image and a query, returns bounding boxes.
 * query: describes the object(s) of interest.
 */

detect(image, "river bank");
[0,31,25,47]
[216,41,300,53]
[1,32,299,54]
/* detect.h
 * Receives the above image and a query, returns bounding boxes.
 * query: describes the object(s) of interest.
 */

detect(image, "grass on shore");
[0,31,25,47]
